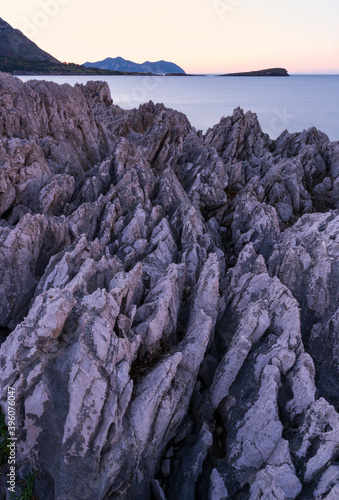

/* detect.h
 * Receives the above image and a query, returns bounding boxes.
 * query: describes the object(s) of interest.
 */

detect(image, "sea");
[19,74,339,141]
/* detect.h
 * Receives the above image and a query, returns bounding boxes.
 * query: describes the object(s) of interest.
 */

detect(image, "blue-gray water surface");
[19,74,339,141]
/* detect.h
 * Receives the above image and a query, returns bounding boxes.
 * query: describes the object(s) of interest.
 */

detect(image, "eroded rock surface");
[0,72,338,500]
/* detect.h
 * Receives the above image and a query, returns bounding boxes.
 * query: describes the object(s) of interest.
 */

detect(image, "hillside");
[84,56,186,74]
[0,17,59,63]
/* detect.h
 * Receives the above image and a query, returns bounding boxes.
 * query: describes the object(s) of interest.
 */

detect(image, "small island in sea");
[222,67,289,76]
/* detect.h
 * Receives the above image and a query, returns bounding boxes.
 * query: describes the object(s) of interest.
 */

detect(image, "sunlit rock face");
[0,72,338,500]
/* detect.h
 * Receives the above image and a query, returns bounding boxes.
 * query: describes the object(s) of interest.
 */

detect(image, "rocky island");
[222,68,290,76]
[0,72,338,500]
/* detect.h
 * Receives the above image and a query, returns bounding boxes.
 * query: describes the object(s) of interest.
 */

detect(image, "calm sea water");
[19,74,339,141]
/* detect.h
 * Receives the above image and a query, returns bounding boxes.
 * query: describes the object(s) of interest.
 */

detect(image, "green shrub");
[0,409,10,470]
[10,470,38,500]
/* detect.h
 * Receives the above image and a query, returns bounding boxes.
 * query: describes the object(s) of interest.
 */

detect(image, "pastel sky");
[2,0,339,73]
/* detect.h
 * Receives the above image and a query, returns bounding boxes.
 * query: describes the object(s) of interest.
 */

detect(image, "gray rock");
[0,138,51,216]
[232,194,280,259]
[38,174,75,214]
[249,468,286,500]
[151,479,168,500]
[208,469,228,500]
[291,398,339,483]
[0,213,70,328]
[313,466,339,499]
[268,211,339,408]
[0,72,338,500]
[132,263,185,355]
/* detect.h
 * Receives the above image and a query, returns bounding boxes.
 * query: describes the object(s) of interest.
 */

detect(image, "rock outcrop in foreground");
[0,72,338,500]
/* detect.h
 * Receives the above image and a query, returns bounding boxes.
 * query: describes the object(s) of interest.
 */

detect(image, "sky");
[1,0,339,73]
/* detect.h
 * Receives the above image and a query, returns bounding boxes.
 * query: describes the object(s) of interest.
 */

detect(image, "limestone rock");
[268,211,339,408]
[0,213,70,328]
[231,195,280,259]
[0,72,338,500]
[208,469,228,500]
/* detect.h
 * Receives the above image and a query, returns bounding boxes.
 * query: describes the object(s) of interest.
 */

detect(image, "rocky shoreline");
[0,72,338,500]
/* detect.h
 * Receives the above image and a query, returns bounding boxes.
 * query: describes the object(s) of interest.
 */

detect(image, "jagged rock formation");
[0,72,338,500]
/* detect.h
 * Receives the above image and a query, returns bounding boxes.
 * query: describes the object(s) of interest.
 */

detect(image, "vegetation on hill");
[0,56,152,76]
[0,17,59,63]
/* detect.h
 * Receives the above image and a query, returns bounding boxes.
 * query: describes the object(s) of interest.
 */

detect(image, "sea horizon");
[18,73,339,141]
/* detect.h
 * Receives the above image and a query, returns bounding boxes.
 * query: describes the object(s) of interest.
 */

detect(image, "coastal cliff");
[0,72,338,500]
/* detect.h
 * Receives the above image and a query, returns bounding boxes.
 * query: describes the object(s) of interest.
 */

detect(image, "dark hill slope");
[0,17,59,63]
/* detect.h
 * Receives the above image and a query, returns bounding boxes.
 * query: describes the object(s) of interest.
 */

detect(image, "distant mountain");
[0,55,158,76]
[222,68,289,77]
[0,18,155,76]
[0,18,59,63]
[84,57,186,75]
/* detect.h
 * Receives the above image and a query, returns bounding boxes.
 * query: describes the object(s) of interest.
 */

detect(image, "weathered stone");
[292,398,339,483]
[232,195,280,259]
[268,211,339,408]
[313,466,339,499]
[38,173,75,214]
[208,469,228,500]
[133,263,186,355]
[0,137,51,216]
[0,213,70,328]
[0,72,338,500]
